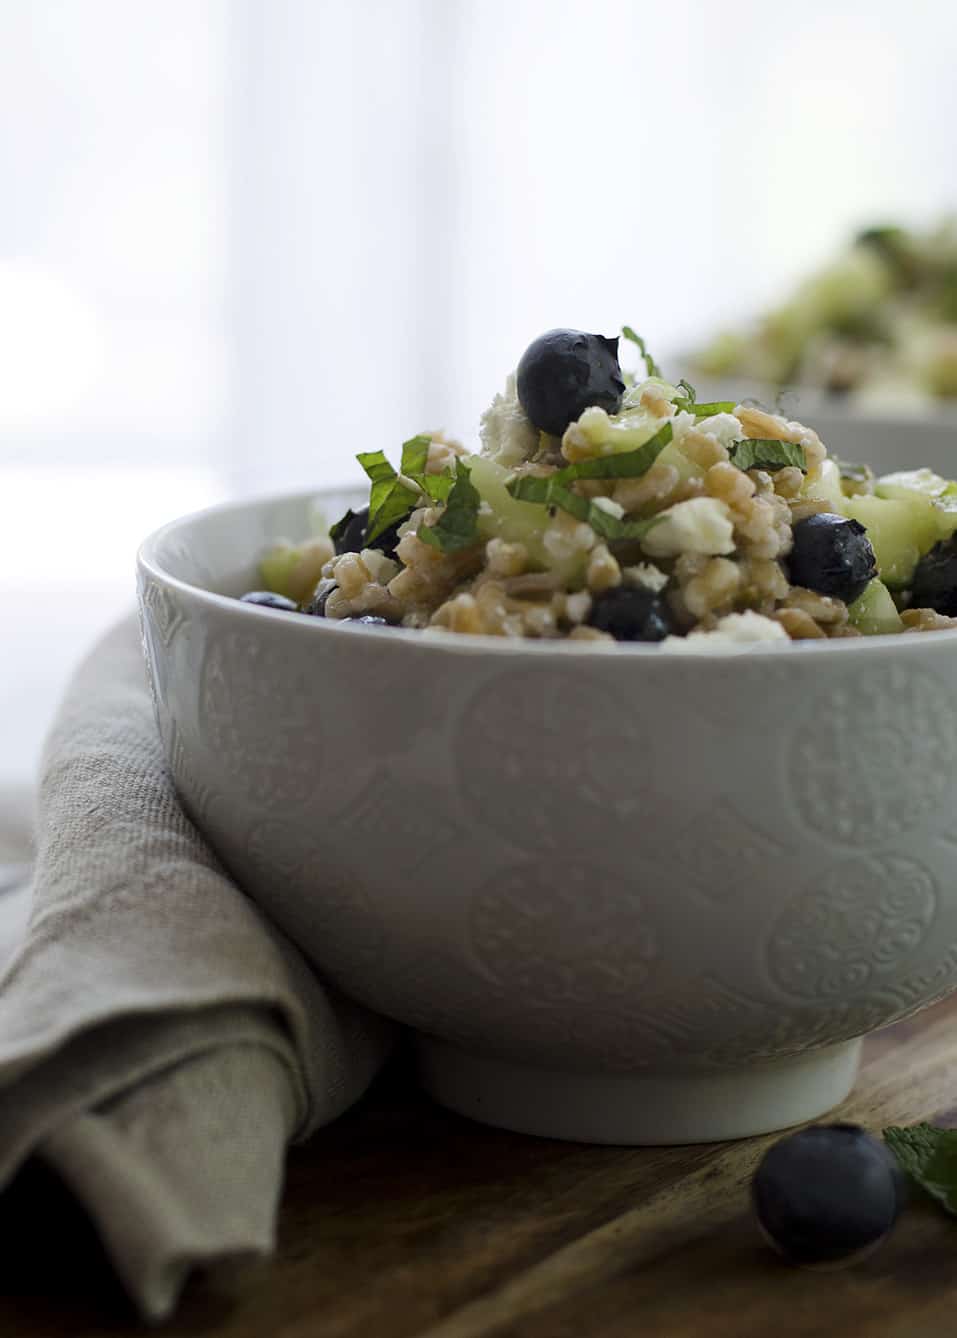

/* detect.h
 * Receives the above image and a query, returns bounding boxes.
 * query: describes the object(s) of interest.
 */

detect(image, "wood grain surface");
[4,999,957,1337]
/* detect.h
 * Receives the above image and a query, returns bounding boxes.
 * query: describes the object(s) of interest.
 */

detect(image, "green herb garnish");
[400,434,431,478]
[400,433,457,503]
[506,422,673,503]
[329,508,358,548]
[417,459,482,553]
[835,458,874,485]
[691,400,736,419]
[507,475,662,544]
[884,1124,957,1216]
[670,378,735,420]
[357,450,422,543]
[729,438,808,473]
[621,326,662,379]
[504,422,672,542]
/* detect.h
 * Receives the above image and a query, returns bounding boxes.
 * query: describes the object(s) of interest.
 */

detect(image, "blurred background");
[3,0,957,791]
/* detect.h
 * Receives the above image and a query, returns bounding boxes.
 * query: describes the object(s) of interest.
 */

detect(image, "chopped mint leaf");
[504,425,672,542]
[835,457,876,497]
[671,378,698,413]
[621,326,662,379]
[506,423,673,506]
[836,458,875,485]
[398,433,457,504]
[884,1123,957,1215]
[729,438,808,473]
[329,508,358,547]
[417,473,456,503]
[507,474,662,544]
[691,401,736,419]
[357,450,422,543]
[417,459,482,553]
[400,434,432,478]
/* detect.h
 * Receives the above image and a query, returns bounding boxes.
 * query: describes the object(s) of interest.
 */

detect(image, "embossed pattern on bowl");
[136,458,957,1142]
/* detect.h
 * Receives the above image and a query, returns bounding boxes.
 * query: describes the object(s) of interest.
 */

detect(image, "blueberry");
[516,329,625,437]
[587,587,672,642]
[304,578,337,617]
[787,513,877,605]
[752,1124,905,1266]
[333,505,402,560]
[911,536,957,614]
[239,590,301,612]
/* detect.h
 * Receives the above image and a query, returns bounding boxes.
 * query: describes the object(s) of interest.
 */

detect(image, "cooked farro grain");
[586,544,622,593]
[901,607,957,631]
[782,587,849,626]
[248,327,957,645]
[773,608,828,640]
[485,537,527,578]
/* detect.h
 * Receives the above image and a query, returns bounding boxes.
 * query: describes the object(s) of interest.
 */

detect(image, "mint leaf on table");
[884,1123,957,1215]
[417,459,482,553]
[729,438,808,473]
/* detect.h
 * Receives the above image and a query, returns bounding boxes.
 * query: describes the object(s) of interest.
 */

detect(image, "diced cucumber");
[876,467,955,503]
[468,455,557,571]
[657,441,706,489]
[260,538,333,604]
[260,544,303,598]
[875,469,957,542]
[847,579,903,635]
[567,403,664,457]
[844,493,941,588]
[802,458,846,513]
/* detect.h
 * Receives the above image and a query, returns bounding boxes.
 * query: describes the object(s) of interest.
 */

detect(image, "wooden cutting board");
[4,996,957,1338]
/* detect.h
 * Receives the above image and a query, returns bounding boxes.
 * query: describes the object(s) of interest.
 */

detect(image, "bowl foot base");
[416,1036,863,1145]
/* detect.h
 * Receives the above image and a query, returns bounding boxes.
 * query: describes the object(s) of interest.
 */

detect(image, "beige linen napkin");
[0,617,396,1321]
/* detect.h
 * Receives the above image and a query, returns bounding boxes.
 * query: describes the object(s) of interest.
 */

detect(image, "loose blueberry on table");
[752,1124,905,1266]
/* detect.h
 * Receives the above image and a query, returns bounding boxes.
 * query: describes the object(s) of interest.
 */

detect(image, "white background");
[3,0,957,788]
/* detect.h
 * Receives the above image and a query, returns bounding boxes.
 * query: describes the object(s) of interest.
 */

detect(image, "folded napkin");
[0,617,396,1321]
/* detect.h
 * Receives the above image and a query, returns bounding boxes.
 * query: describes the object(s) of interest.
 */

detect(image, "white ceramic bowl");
[137,425,957,1145]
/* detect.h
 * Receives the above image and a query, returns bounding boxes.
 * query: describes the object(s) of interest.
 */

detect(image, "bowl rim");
[136,485,957,661]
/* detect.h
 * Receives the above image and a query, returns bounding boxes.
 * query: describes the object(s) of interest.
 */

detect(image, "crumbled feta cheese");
[661,610,789,653]
[710,612,790,642]
[564,590,592,624]
[696,412,743,449]
[479,373,539,467]
[640,497,735,559]
[591,495,625,519]
[543,514,595,562]
[623,562,669,593]
[360,549,400,585]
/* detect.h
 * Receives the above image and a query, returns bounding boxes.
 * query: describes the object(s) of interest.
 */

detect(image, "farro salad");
[693,219,957,402]
[240,327,957,646]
